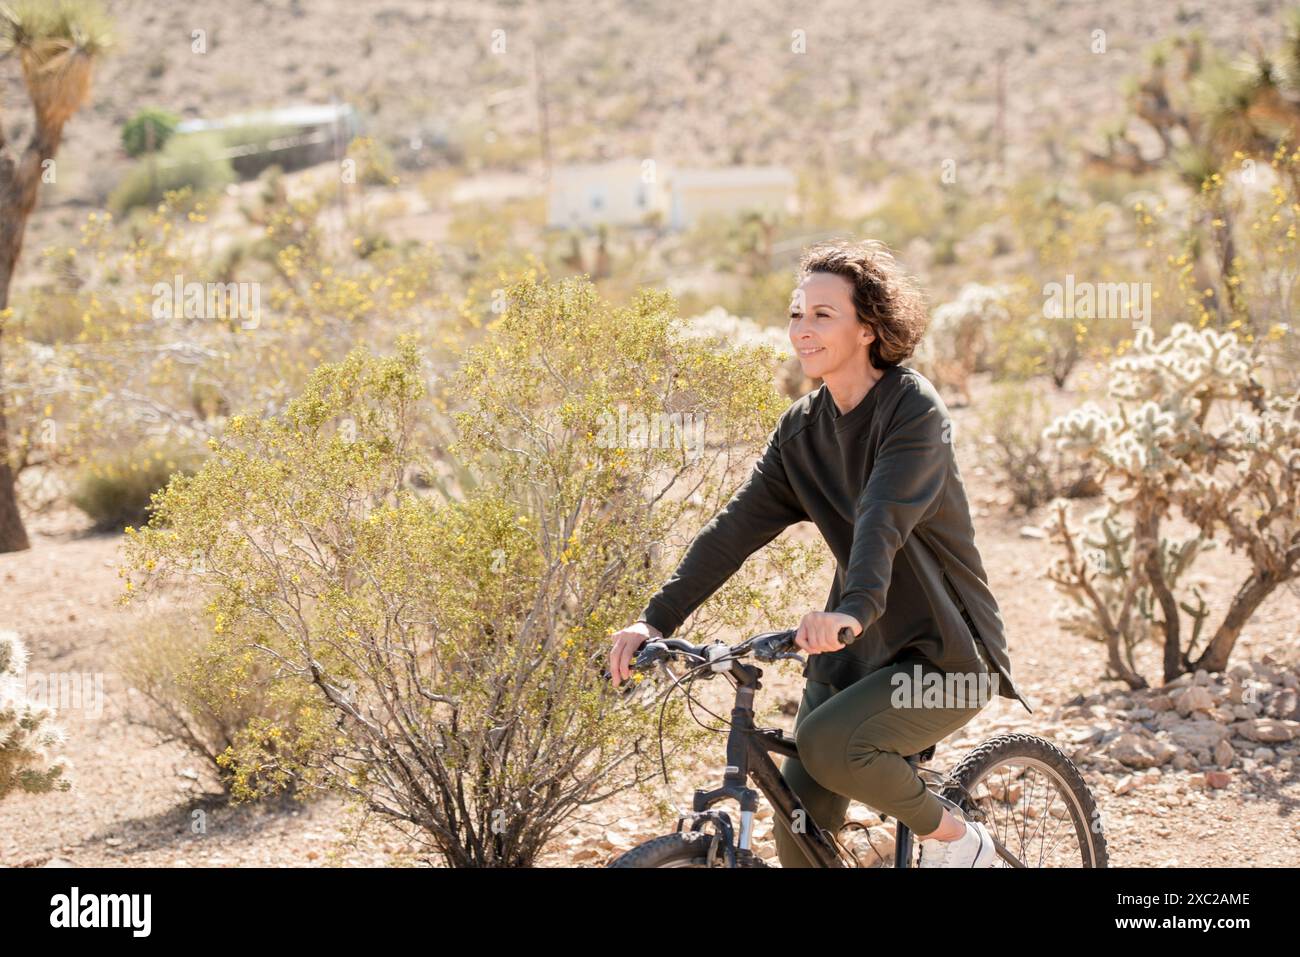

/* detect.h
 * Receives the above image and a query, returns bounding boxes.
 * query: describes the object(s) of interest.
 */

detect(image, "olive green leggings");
[772,650,990,868]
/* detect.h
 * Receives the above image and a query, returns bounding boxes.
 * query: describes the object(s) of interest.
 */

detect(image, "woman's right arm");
[609,424,807,684]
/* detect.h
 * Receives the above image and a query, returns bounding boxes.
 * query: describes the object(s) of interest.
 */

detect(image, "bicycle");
[605,625,1110,868]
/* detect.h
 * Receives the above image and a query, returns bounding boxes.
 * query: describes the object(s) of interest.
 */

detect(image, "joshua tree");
[1085,11,1300,335]
[0,1,111,552]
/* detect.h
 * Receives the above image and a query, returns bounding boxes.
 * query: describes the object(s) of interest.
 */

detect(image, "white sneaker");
[917,819,997,868]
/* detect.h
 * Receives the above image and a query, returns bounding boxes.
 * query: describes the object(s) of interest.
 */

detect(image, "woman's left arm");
[832,381,951,633]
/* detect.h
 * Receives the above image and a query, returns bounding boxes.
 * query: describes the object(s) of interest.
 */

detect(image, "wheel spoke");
[957,748,1095,868]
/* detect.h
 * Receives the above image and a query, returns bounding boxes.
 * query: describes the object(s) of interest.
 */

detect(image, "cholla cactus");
[912,282,1012,405]
[0,630,72,799]
[1043,322,1299,688]
[681,305,792,354]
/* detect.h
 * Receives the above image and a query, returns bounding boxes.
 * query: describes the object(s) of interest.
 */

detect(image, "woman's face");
[788,271,875,379]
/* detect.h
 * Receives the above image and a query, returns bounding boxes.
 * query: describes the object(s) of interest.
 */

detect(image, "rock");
[1250,661,1282,683]
[1161,717,1231,752]
[1149,695,1175,712]
[1251,747,1274,762]
[1128,707,1155,720]
[1018,525,1047,539]
[1173,686,1216,716]
[987,778,1024,802]
[1062,726,1105,745]
[1226,678,1247,705]
[1193,669,1212,686]
[1232,704,1258,721]
[1107,733,1177,769]
[1204,770,1232,789]
[1213,739,1235,768]
[845,804,881,825]
[1233,718,1299,743]
[600,828,634,850]
[42,858,77,868]
[1172,752,1198,771]
[1266,689,1298,720]
[839,824,894,867]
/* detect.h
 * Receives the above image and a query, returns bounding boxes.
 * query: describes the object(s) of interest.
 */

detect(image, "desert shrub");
[679,305,806,399]
[121,277,824,866]
[12,287,86,344]
[1133,146,1300,395]
[2,180,453,518]
[1043,322,1300,689]
[108,131,235,216]
[997,178,1135,387]
[346,135,399,187]
[972,381,1102,512]
[115,605,323,799]
[0,630,72,800]
[70,439,205,531]
[911,282,1012,405]
[121,108,178,157]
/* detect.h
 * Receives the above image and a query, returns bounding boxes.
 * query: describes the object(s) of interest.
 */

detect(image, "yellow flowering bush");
[121,281,822,865]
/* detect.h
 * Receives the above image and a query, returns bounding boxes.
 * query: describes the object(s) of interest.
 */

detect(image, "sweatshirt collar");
[824,366,897,433]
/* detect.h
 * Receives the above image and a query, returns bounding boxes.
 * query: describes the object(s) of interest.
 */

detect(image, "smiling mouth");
[797,346,825,356]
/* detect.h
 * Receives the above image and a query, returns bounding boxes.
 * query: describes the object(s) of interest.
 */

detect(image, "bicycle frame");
[672,654,966,868]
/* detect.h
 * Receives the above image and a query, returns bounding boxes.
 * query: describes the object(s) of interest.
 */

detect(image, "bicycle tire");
[939,731,1110,868]
[606,831,772,868]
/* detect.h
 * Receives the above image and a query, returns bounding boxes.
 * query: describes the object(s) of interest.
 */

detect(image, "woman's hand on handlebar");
[794,611,862,654]
[609,620,664,686]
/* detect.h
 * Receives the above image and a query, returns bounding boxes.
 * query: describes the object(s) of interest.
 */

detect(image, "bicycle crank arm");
[989,833,1026,868]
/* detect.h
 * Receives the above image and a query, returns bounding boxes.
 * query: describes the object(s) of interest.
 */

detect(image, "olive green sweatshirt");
[637,363,1031,713]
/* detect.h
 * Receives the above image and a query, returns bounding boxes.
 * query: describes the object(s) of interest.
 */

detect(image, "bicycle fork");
[673,681,848,868]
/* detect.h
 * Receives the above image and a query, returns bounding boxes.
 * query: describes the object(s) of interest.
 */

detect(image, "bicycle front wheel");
[606,831,771,868]
[940,732,1110,867]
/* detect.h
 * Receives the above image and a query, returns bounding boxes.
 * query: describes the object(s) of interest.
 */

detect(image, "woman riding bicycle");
[608,238,1031,868]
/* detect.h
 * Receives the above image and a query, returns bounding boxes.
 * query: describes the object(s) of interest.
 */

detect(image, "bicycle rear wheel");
[939,732,1110,867]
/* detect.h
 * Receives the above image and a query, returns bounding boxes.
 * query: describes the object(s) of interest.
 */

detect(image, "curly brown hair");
[796,239,929,369]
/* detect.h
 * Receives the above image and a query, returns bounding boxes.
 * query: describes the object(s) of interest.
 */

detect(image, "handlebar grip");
[837,625,859,646]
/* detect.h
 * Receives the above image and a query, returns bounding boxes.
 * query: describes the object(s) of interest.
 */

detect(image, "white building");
[664,165,796,231]
[546,159,795,232]
[546,158,667,230]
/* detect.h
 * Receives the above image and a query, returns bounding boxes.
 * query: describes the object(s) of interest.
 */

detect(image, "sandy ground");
[1,366,1298,868]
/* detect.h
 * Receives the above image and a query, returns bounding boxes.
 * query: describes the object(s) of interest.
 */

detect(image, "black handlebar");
[608,624,859,683]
